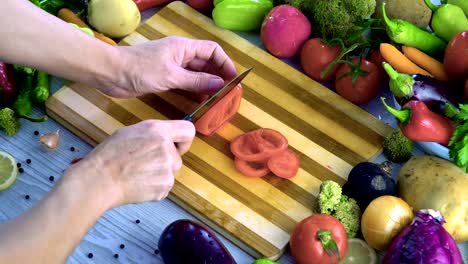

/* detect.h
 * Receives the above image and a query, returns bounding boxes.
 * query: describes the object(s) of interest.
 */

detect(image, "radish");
[260,5,311,59]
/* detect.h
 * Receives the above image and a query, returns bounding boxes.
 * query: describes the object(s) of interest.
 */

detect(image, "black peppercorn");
[119,244,125,249]
[87,253,93,258]
[49,176,55,182]
[135,219,140,224]
[34,130,39,136]
[114,253,119,259]
[25,195,30,200]
[154,249,159,255]
[19,168,24,173]
[17,163,21,168]
[26,159,31,164]
[70,147,75,152]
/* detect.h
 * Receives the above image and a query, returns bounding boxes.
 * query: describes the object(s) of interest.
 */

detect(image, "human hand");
[66,120,195,208]
[100,36,237,98]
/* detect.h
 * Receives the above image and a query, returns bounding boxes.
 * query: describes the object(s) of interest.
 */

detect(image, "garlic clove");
[39,130,60,150]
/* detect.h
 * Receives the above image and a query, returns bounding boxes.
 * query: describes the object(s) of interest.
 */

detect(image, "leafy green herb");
[445,103,468,172]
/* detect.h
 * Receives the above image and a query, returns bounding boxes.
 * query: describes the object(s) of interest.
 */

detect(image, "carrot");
[57,8,118,46]
[379,43,433,77]
[402,46,449,81]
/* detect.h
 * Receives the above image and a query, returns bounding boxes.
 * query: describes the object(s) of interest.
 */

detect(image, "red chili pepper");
[133,0,172,11]
[0,62,17,106]
[381,98,454,146]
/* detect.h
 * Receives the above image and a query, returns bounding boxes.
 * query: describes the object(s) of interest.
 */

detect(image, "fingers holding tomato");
[290,214,348,264]
[335,58,381,105]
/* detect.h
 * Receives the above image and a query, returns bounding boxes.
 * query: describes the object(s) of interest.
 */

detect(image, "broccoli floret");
[312,0,376,42]
[383,128,413,163]
[0,108,20,136]
[318,180,342,214]
[334,195,361,237]
[318,180,361,237]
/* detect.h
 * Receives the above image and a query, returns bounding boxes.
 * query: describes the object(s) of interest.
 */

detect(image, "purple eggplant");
[383,62,464,114]
[158,219,236,264]
[0,62,17,106]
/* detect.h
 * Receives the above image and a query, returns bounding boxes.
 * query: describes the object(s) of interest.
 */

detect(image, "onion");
[39,130,60,150]
[361,195,413,252]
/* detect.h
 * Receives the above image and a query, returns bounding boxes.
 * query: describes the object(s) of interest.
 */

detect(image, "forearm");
[0,0,122,88]
[0,167,119,263]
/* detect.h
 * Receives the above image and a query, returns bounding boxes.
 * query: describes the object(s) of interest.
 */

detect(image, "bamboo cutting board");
[46,1,392,260]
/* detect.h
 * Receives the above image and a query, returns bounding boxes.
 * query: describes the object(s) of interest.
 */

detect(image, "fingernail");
[207,78,224,93]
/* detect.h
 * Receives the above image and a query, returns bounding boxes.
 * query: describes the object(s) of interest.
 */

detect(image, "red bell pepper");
[133,0,173,11]
[381,98,455,146]
[0,62,17,106]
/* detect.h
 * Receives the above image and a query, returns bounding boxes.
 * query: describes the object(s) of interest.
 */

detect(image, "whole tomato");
[289,214,348,264]
[368,49,388,82]
[335,58,381,104]
[300,38,342,82]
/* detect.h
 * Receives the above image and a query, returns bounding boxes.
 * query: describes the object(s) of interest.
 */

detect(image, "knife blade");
[183,67,253,122]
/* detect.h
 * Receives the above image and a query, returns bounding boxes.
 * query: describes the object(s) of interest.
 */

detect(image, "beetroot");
[260,5,311,59]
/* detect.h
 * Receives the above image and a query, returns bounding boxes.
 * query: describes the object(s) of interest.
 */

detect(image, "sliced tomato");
[230,128,288,162]
[234,158,270,178]
[267,149,300,179]
[194,84,243,136]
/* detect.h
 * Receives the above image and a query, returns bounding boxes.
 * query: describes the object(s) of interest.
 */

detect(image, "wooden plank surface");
[46,1,393,259]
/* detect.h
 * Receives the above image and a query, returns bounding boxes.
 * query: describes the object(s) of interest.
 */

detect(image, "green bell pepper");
[443,0,468,17]
[212,0,273,32]
[425,0,468,42]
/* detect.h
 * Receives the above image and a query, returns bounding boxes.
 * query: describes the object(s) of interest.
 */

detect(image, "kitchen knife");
[183,67,253,122]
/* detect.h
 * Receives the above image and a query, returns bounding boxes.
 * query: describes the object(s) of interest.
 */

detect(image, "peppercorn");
[87,253,93,259]
[49,176,55,182]
[135,219,140,224]
[120,244,125,249]
[17,163,21,168]
[25,195,30,200]
[154,249,159,255]
[26,159,31,164]
[19,168,24,173]
[114,253,119,259]
[70,147,75,152]
[34,130,39,136]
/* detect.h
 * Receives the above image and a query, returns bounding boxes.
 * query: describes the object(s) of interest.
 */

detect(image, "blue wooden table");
[1,4,467,264]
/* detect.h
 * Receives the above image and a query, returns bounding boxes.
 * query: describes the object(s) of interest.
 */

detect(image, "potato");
[373,0,432,29]
[398,155,468,242]
[88,0,141,39]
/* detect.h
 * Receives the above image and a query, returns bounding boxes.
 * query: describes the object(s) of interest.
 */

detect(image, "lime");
[341,238,377,264]
[0,150,18,191]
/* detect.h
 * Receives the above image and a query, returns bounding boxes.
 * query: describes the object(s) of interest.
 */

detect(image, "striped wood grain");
[46,1,393,260]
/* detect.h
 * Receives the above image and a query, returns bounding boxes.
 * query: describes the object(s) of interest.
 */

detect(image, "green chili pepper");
[12,67,47,122]
[212,0,273,32]
[381,2,447,56]
[33,71,50,104]
[443,0,468,17]
[425,0,468,42]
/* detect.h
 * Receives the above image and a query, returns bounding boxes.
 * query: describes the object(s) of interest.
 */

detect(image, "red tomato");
[290,214,348,264]
[234,158,270,177]
[267,149,300,179]
[187,0,214,13]
[300,38,342,82]
[335,58,381,105]
[368,49,388,82]
[230,128,288,162]
[194,84,242,136]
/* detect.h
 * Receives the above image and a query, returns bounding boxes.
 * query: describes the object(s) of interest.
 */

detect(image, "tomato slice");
[267,149,300,179]
[230,128,288,162]
[234,158,270,178]
[194,84,243,136]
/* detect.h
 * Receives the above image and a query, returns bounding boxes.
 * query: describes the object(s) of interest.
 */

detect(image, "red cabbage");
[383,209,462,264]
